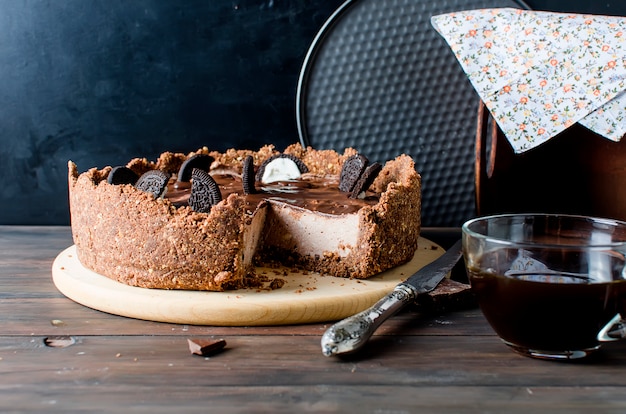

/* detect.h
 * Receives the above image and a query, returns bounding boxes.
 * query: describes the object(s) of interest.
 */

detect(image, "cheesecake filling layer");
[262,201,361,258]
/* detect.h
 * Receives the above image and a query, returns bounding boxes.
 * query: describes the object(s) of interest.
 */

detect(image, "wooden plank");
[0,384,624,414]
[2,335,626,389]
[0,226,73,254]
[0,226,72,300]
[0,274,65,299]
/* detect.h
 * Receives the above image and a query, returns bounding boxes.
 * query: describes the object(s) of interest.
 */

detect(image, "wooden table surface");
[2,226,626,413]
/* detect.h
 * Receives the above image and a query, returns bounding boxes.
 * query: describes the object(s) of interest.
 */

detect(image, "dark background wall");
[0,0,623,225]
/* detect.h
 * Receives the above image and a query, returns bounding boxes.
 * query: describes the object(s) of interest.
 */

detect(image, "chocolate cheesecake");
[68,144,421,291]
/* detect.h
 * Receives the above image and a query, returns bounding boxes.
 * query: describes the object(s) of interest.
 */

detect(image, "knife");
[321,239,463,356]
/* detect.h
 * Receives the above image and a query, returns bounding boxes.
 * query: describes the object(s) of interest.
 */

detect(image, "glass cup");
[462,214,626,360]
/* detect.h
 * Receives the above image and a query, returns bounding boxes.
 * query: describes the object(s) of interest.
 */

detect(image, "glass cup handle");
[597,313,626,342]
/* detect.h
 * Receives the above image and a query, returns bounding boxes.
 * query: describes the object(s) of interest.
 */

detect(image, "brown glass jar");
[476,102,626,221]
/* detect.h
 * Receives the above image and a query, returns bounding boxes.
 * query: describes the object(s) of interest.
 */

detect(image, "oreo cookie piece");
[255,153,309,183]
[350,162,382,199]
[135,170,170,198]
[339,154,369,192]
[107,166,139,185]
[189,168,222,213]
[241,155,256,195]
[177,154,214,183]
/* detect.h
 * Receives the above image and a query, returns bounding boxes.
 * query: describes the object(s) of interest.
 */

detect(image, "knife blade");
[320,239,463,356]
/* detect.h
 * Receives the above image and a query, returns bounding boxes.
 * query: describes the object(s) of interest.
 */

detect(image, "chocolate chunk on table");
[414,278,475,313]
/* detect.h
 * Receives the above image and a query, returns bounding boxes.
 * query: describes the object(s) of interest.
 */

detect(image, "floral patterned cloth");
[431,8,626,153]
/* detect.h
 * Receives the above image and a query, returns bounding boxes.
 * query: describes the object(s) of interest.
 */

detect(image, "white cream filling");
[261,158,302,183]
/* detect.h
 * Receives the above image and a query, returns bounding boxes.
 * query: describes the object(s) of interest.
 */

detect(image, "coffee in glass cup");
[462,214,626,360]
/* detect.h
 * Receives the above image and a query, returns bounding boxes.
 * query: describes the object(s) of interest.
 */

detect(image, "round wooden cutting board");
[52,237,444,326]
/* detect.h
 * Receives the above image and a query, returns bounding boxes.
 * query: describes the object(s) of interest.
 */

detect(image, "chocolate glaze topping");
[166,172,378,215]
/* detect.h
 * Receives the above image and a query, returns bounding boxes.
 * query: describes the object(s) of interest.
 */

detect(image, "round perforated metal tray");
[297,0,529,227]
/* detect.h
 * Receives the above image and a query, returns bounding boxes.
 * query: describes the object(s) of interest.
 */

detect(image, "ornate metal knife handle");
[321,284,417,356]
[321,240,463,357]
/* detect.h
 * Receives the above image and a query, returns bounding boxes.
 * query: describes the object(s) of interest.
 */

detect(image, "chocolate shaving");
[107,166,139,185]
[241,155,256,195]
[177,154,214,183]
[135,170,170,198]
[350,162,382,198]
[339,154,369,192]
[187,338,227,356]
[188,168,222,213]
[414,279,475,313]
